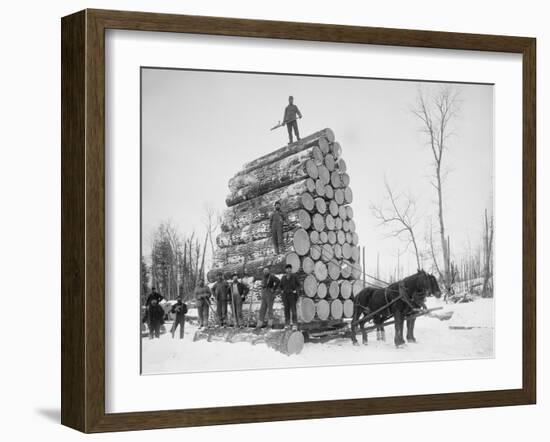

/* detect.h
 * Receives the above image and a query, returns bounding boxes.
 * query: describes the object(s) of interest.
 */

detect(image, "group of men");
[193,265,300,330]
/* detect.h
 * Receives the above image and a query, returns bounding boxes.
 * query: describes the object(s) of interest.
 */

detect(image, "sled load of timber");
[202,129,365,354]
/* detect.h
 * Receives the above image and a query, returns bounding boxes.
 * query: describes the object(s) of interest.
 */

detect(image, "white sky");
[141,68,493,280]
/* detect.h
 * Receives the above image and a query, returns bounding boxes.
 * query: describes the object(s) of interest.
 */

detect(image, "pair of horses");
[351,270,441,347]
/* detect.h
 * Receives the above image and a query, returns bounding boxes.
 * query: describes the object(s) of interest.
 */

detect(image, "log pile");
[208,129,363,325]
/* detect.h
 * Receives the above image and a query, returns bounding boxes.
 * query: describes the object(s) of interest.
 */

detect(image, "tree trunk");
[238,128,335,175]
[220,180,311,232]
[226,147,322,206]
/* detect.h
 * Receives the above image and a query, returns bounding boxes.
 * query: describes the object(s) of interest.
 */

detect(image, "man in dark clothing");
[146,298,165,339]
[211,272,231,326]
[270,201,287,255]
[230,273,250,327]
[256,267,280,329]
[194,279,212,329]
[283,95,302,144]
[170,297,188,339]
[279,264,300,329]
[145,286,164,306]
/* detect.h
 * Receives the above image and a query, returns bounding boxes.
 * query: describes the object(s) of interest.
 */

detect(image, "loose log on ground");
[263,329,305,355]
[238,128,335,176]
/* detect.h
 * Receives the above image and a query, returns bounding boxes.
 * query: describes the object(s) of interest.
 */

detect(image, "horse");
[350,270,441,347]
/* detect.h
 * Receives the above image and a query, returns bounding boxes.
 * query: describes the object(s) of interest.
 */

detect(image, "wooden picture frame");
[61,9,536,433]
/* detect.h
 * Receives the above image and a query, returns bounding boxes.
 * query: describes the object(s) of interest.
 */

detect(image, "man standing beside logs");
[194,279,211,329]
[270,201,287,255]
[256,267,280,329]
[279,264,300,329]
[230,273,249,327]
[212,272,231,327]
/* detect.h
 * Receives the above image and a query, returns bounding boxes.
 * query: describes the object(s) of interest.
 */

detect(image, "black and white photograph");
[140,67,494,374]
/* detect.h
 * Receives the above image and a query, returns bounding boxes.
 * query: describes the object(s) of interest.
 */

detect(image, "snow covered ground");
[141,298,494,375]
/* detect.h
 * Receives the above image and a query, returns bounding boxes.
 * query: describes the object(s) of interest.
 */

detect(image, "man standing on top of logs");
[279,264,300,330]
[283,95,302,144]
[194,279,211,329]
[230,273,249,328]
[270,201,287,255]
[256,267,280,329]
[212,272,231,327]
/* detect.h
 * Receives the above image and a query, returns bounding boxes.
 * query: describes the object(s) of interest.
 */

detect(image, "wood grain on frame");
[61,9,536,433]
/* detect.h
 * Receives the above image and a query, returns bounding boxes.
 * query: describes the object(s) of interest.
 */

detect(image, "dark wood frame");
[61,9,536,433]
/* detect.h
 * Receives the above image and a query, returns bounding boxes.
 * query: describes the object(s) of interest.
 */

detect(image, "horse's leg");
[361,319,368,345]
[406,317,417,343]
[379,324,386,342]
[394,311,405,347]
[351,307,359,346]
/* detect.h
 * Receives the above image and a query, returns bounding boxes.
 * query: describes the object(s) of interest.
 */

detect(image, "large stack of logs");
[207,129,365,325]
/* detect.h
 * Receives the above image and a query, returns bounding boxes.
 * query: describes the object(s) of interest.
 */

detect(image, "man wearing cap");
[211,272,231,326]
[283,95,302,144]
[229,273,250,327]
[270,201,287,255]
[170,296,188,339]
[279,264,300,329]
[194,279,212,329]
[145,286,164,306]
[256,267,280,329]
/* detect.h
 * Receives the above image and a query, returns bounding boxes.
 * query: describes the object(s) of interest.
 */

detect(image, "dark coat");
[171,301,188,320]
[280,273,300,295]
[270,210,287,230]
[212,280,231,301]
[262,273,280,290]
[283,104,302,123]
[146,291,164,306]
[230,281,250,300]
[147,303,165,325]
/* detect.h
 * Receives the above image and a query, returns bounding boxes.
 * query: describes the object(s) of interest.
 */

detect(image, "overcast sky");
[141,68,493,280]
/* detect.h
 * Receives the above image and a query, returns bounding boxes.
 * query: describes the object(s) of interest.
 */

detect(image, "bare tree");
[412,85,460,290]
[371,179,422,269]
[482,208,494,297]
